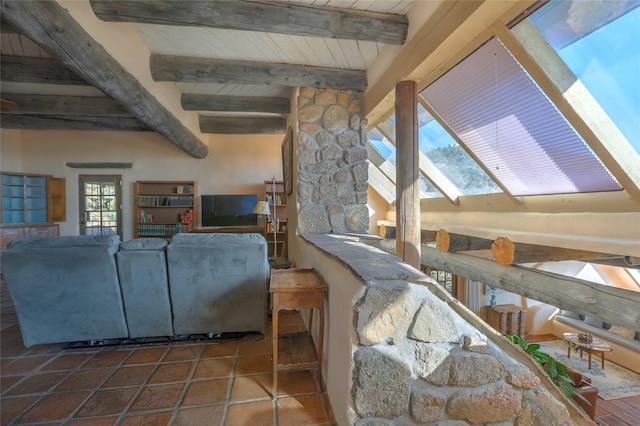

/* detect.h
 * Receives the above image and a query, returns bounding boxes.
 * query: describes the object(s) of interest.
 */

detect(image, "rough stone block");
[298,131,319,150]
[355,285,414,346]
[447,384,521,424]
[413,342,451,385]
[516,388,570,425]
[448,351,506,386]
[323,105,349,129]
[345,205,369,232]
[410,386,447,423]
[353,345,411,418]
[506,365,540,389]
[316,130,336,146]
[409,298,460,343]
[462,335,490,354]
[299,104,323,122]
[298,204,331,233]
[316,89,338,105]
[337,130,360,148]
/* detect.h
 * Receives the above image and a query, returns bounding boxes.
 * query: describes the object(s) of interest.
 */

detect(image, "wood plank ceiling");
[0,0,411,146]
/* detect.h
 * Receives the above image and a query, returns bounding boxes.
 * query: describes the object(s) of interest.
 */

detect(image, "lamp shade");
[253,200,271,216]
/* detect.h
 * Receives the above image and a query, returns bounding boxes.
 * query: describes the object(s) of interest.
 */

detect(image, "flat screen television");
[200,194,258,227]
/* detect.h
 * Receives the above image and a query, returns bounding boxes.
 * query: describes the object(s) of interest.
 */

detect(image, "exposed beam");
[418,246,640,331]
[66,162,133,169]
[182,94,290,114]
[90,0,408,45]
[436,229,493,252]
[0,94,132,117]
[199,116,286,134]
[1,1,208,158]
[1,56,90,86]
[378,225,437,242]
[0,113,149,132]
[1,17,19,34]
[151,55,367,91]
[491,236,622,266]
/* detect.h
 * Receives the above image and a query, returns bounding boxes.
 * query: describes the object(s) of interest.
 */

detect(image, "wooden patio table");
[562,332,612,370]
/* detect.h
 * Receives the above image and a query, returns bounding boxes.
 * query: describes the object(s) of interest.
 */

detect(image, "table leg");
[318,304,324,392]
[588,350,592,369]
[567,345,570,358]
[272,299,279,398]
[601,352,605,369]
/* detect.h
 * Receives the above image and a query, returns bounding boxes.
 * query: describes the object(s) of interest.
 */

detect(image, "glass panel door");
[79,175,122,237]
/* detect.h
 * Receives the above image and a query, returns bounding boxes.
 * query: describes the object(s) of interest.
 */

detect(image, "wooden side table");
[270,268,327,398]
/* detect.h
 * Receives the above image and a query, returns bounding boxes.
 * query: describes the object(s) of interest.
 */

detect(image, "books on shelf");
[163,196,193,206]
[137,195,193,207]
[139,210,155,223]
[136,223,192,236]
[176,185,193,194]
[266,183,285,192]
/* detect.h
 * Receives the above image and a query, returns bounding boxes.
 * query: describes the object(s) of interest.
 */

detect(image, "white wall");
[3,129,285,240]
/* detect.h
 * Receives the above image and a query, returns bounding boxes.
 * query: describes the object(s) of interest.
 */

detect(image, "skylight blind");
[421,37,621,196]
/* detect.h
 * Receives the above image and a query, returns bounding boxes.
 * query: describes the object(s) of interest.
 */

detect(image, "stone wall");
[296,88,369,234]
[352,280,573,425]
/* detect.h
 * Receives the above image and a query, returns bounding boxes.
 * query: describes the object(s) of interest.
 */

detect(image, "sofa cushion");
[609,325,637,340]
[560,310,581,320]
[584,316,603,328]
[7,234,120,249]
[120,238,168,251]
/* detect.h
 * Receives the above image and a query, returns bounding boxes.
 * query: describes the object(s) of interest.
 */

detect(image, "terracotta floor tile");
[1,375,23,395]
[163,345,203,362]
[2,355,53,375]
[173,405,225,426]
[65,417,119,426]
[4,371,70,396]
[120,411,173,426]
[277,370,318,396]
[182,378,229,407]
[128,383,184,412]
[40,353,92,372]
[278,325,305,334]
[230,374,272,402]
[74,387,138,418]
[56,368,114,391]
[123,346,168,365]
[0,396,38,426]
[101,365,154,388]
[276,394,326,426]
[225,400,274,426]
[82,350,131,369]
[323,392,335,422]
[193,358,235,380]
[238,338,271,356]
[278,311,303,326]
[0,340,32,358]
[235,354,271,375]
[18,391,91,423]
[148,361,194,384]
[202,342,238,359]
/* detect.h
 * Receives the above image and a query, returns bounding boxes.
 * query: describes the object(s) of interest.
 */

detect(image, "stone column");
[296,88,369,234]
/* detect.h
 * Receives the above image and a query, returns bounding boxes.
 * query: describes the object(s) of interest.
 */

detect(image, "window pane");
[527,0,640,154]
[421,37,621,196]
[418,103,502,195]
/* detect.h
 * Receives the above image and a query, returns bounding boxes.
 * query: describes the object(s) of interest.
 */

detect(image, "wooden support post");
[395,81,421,269]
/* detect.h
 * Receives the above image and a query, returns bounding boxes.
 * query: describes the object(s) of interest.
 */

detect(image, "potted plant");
[505,335,590,409]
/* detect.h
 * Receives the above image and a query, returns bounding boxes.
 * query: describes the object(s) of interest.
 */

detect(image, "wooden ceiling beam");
[199,116,286,134]
[151,55,367,91]
[1,56,91,86]
[491,236,622,266]
[0,113,149,132]
[1,1,208,158]
[90,0,408,45]
[182,94,290,114]
[378,225,437,242]
[0,94,132,117]
[436,229,493,252]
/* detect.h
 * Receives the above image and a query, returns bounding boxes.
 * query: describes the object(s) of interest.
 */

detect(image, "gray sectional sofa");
[1,233,269,347]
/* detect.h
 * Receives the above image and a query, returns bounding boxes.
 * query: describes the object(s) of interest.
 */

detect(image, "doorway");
[79,175,122,237]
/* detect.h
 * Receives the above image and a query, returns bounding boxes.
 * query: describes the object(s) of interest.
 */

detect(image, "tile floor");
[1,281,335,426]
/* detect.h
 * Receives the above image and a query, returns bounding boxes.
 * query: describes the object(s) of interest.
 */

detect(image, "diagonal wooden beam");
[1,56,91,86]
[0,113,149,132]
[199,116,286,134]
[90,0,408,45]
[0,94,132,117]
[182,94,290,114]
[151,55,367,91]
[491,236,622,266]
[1,1,208,158]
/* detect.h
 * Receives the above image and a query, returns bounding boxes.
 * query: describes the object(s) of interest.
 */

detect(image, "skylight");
[417,102,502,196]
[421,37,622,197]
[526,0,640,155]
